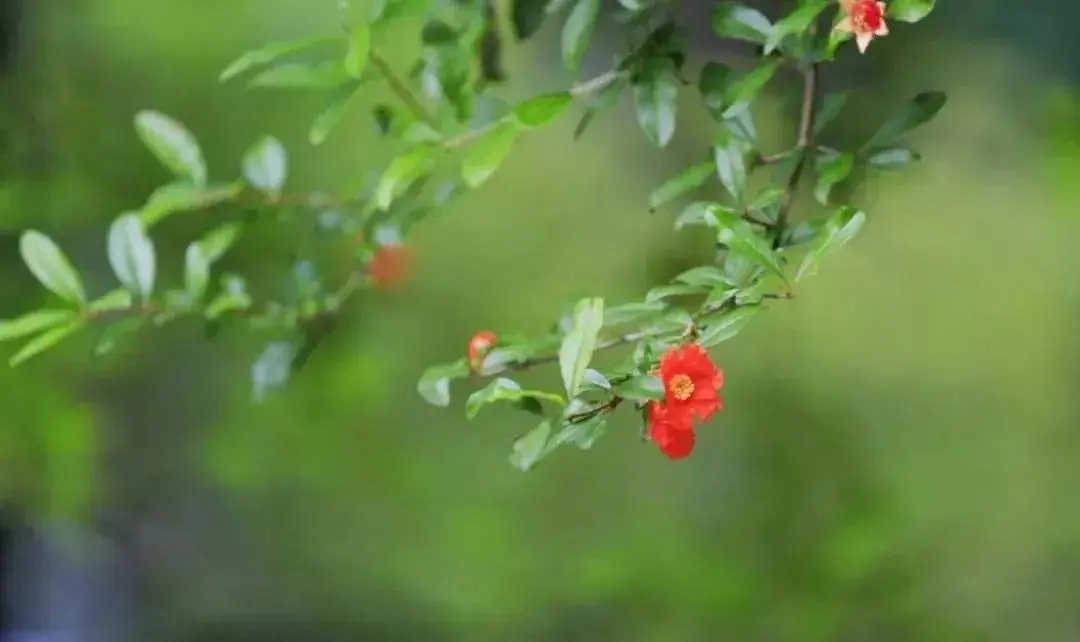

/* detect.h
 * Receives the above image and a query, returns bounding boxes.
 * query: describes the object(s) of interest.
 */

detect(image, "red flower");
[835,0,889,53]
[369,244,410,289]
[647,402,695,460]
[468,331,497,370]
[657,343,724,422]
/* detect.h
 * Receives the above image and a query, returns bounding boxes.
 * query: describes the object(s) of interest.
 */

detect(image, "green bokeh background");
[2,0,1080,640]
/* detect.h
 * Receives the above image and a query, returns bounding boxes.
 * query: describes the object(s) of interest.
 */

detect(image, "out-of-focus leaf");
[19,231,86,304]
[0,310,76,342]
[134,110,206,186]
[417,358,471,406]
[107,214,156,301]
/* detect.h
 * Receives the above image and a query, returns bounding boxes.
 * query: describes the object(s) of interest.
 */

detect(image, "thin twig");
[370,52,437,126]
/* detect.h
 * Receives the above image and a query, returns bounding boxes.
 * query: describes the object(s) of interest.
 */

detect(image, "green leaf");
[797,206,866,281]
[248,62,352,88]
[814,151,854,205]
[603,301,667,326]
[139,182,242,227]
[708,206,788,284]
[674,201,720,229]
[417,359,471,406]
[344,23,371,77]
[219,36,338,82]
[573,77,625,140]
[94,316,146,356]
[765,0,828,54]
[674,265,728,287]
[582,369,610,389]
[251,341,295,402]
[197,223,243,263]
[633,59,678,147]
[613,374,664,402]
[509,421,551,471]
[134,110,206,186]
[242,136,288,195]
[465,377,564,419]
[862,91,947,152]
[648,161,713,210]
[107,214,156,301]
[558,297,604,396]
[722,59,781,118]
[867,147,921,171]
[19,231,86,304]
[813,92,848,136]
[184,244,210,299]
[697,306,758,347]
[9,320,83,367]
[309,82,363,145]
[0,310,77,342]
[462,122,518,188]
[712,3,772,44]
[376,146,436,210]
[888,0,935,23]
[646,284,707,302]
[512,92,573,127]
[559,414,607,450]
[699,62,733,120]
[89,289,133,313]
[561,0,601,71]
[512,0,548,40]
[713,130,747,201]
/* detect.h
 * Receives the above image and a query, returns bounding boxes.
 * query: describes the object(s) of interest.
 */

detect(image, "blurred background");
[0,0,1079,640]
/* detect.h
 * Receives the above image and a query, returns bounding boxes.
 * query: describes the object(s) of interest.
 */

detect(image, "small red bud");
[369,244,410,289]
[468,331,497,370]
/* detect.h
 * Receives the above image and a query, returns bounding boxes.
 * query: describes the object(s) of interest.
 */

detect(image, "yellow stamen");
[669,374,694,401]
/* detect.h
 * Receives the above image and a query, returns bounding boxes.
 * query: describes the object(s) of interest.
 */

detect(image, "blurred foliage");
[0,1,1077,641]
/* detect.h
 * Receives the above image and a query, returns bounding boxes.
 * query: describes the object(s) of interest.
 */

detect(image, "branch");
[773,59,819,249]
[370,52,437,126]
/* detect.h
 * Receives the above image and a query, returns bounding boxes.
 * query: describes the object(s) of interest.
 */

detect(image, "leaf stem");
[369,52,438,126]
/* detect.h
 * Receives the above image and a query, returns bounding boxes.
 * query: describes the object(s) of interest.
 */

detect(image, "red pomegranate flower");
[657,343,724,422]
[835,0,889,53]
[647,401,695,460]
[468,331,497,371]
[369,244,411,289]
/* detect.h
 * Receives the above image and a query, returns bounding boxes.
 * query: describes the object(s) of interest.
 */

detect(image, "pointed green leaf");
[648,161,713,210]
[107,214,156,301]
[19,231,86,304]
[561,0,601,71]
[376,146,436,210]
[309,82,364,145]
[712,3,772,44]
[713,130,747,201]
[814,151,854,204]
[251,341,295,403]
[861,91,947,151]
[633,59,678,147]
[709,206,788,284]
[0,310,77,342]
[89,289,134,313]
[512,0,548,40]
[345,24,371,77]
[139,181,242,227]
[417,358,471,406]
[797,206,866,281]
[646,284,707,302]
[9,320,83,367]
[184,244,210,299]
[462,121,518,188]
[602,301,667,326]
[697,306,758,347]
[465,377,564,419]
[813,92,848,136]
[867,147,921,170]
[612,374,664,402]
[674,265,728,287]
[509,421,552,471]
[765,0,828,53]
[558,297,604,396]
[248,62,352,88]
[242,136,288,195]
[219,36,338,82]
[512,91,573,127]
[94,316,146,356]
[888,0,935,23]
[134,110,206,186]
[197,223,242,263]
[722,59,781,118]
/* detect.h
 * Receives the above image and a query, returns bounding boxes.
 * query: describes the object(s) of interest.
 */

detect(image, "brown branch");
[772,59,818,250]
